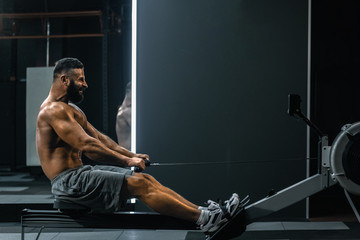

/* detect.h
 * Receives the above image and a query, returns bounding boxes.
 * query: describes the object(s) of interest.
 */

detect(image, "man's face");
[66,68,87,104]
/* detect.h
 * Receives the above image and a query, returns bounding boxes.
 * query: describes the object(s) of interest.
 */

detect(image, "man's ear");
[60,75,69,86]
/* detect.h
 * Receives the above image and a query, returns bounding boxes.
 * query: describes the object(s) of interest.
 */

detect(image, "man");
[115,82,131,150]
[36,57,239,234]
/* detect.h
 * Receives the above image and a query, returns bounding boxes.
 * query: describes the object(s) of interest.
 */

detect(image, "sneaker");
[198,199,219,211]
[207,199,221,210]
[200,206,227,233]
[201,194,250,239]
[224,193,240,217]
[203,194,241,217]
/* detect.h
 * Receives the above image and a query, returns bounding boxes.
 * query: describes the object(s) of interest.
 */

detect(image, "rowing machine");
[244,94,359,225]
[205,94,360,240]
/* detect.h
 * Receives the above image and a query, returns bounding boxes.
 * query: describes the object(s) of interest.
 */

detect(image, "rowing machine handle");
[134,159,151,172]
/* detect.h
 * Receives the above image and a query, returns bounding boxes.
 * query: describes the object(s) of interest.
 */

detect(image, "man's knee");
[126,173,153,197]
[142,173,157,182]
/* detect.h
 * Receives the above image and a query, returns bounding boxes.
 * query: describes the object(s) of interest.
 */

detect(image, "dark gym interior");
[0,0,359,239]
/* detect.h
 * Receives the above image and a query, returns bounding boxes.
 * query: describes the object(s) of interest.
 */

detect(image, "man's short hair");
[53,58,84,80]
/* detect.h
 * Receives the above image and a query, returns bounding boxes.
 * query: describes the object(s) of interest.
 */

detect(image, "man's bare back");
[36,100,86,180]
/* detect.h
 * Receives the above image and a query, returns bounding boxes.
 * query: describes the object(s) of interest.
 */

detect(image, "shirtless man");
[115,82,131,150]
[36,57,239,234]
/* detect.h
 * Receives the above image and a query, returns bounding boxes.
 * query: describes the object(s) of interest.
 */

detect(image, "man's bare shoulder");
[38,101,72,123]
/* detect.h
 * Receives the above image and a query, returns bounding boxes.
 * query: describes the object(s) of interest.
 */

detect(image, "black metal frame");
[21,208,197,240]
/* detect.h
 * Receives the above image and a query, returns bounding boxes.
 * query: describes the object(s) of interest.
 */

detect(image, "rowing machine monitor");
[287,94,302,116]
[287,94,324,138]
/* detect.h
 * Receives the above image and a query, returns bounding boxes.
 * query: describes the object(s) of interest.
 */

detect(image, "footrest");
[207,208,246,240]
[207,195,249,240]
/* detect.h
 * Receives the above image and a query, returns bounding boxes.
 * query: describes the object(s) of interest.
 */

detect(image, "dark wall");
[310,0,360,219]
[312,0,360,139]
[136,0,308,218]
[0,82,16,169]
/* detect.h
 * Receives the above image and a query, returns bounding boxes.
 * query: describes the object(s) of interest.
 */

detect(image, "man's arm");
[43,102,145,169]
[85,121,149,161]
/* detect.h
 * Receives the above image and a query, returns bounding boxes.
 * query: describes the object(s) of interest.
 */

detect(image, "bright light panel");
[131,0,137,153]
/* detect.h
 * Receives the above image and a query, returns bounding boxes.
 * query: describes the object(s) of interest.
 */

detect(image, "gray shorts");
[51,165,133,213]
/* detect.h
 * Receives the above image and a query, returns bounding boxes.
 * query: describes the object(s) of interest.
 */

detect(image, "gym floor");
[0,171,359,240]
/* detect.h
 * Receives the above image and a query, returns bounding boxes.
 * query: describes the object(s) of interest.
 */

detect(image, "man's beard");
[67,80,84,104]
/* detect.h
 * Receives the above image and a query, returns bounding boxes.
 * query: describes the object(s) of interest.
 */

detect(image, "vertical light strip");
[306,0,312,219]
[131,0,137,154]
[46,20,50,67]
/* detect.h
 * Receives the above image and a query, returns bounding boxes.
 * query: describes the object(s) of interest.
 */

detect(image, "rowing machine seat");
[53,198,91,215]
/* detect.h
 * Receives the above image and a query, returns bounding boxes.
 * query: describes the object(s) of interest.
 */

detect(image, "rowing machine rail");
[245,135,336,224]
